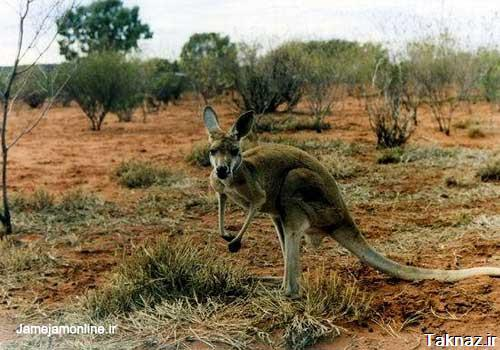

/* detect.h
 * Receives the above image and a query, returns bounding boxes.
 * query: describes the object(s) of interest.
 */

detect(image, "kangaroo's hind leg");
[281,209,310,298]
[280,168,322,298]
[271,216,287,288]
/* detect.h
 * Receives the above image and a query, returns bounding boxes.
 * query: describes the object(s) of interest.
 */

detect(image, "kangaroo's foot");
[284,287,300,299]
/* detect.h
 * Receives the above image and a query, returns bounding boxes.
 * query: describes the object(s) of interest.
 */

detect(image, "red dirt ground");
[1,97,499,349]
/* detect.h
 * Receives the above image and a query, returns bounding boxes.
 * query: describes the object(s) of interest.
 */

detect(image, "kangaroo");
[203,106,500,298]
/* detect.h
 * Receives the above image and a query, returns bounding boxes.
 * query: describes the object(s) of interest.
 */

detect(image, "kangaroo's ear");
[203,106,221,135]
[230,110,254,140]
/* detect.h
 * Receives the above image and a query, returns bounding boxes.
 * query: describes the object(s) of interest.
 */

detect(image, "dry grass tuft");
[377,147,404,164]
[84,238,254,319]
[73,242,372,349]
[477,157,500,182]
[0,240,53,274]
[185,141,211,167]
[319,154,364,179]
[115,160,181,188]
[256,114,331,133]
[467,125,486,138]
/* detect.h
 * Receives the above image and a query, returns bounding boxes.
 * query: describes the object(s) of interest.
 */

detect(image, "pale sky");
[0,0,499,66]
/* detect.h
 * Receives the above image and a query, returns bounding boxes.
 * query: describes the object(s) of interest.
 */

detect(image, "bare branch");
[18,0,65,63]
[8,71,73,150]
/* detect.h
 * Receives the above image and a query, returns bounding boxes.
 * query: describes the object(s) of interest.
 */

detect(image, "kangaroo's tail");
[332,224,500,282]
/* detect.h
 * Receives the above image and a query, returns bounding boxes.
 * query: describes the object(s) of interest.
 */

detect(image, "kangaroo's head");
[203,106,254,180]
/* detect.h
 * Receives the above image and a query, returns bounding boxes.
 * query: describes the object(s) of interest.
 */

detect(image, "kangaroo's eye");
[209,149,217,156]
[230,148,239,156]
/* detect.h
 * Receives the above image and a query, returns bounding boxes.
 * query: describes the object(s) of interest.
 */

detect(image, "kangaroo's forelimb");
[228,206,258,252]
[217,193,236,242]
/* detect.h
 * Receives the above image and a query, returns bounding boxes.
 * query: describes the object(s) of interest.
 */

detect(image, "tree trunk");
[1,102,12,237]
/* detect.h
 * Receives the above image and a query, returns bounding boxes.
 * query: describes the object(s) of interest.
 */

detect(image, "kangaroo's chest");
[210,174,251,209]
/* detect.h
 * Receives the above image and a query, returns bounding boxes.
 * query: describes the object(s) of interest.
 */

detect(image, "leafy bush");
[265,42,306,111]
[84,238,253,318]
[180,32,238,103]
[301,46,346,132]
[479,49,500,111]
[143,58,186,110]
[233,42,305,114]
[115,160,180,188]
[65,51,143,130]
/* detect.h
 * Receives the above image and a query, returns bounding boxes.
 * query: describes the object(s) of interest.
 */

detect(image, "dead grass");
[467,125,486,138]
[185,141,211,167]
[8,189,122,236]
[0,240,53,275]
[477,156,500,182]
[377,147,404,164]
[84,238,254,319]
[115,160,182,188]
[256,114,331,133]
[318,154,365,179]
[25,239,373,350]
[262,135,361,158]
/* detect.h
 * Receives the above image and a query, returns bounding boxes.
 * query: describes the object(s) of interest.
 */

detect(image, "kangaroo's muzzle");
[216,165,230,179]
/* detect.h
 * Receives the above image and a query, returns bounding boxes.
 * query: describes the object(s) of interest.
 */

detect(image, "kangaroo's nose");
[216,166,229,179]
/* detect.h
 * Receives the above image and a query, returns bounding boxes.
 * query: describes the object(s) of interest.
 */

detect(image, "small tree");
[143,59,186,111]
[57,0,152,60]
[365,61,416,148]
[1,0,72,237]
[233,44,282,115]
[302,49,345,132]
[479,49,500,112]
[65,51,143,130]
[265,42,306,111]
[180,33,238,104]
[408,35,485,135]
[233,42,306,114]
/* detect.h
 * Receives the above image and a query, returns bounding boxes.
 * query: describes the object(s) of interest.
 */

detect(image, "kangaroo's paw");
[228,239,242,253]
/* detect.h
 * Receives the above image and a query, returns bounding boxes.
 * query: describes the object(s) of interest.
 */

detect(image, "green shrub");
[65,51,143,130]
[479,49,500,109]
[185,141,211,167]
[477,157,500,182]
[233,42,306,114]
[84,238,253,318]
[143,58,186,110]
[115,160,180,188]
[180,32,238,103]
[302,47,346,132]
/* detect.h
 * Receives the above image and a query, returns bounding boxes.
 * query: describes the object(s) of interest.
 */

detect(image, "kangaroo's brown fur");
[203,106,500,298]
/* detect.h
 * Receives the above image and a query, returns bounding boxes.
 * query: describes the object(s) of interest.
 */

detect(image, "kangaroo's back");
[242,143,346,215]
